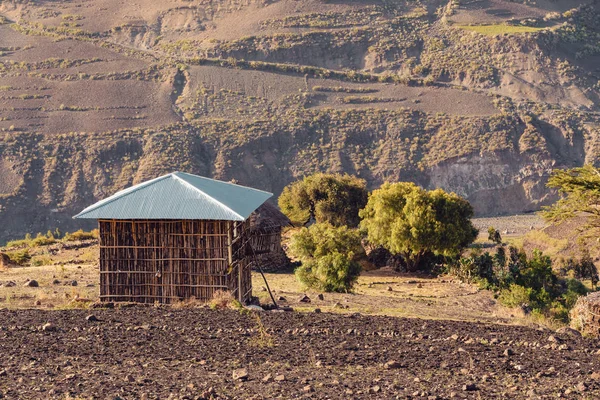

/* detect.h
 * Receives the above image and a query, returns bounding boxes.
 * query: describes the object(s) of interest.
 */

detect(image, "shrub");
[289,223,363,292]
[31,232,56,247]
[499,284,533,308]
[487,227,502,244]
[63,229,99,241]
[6,249,31,266]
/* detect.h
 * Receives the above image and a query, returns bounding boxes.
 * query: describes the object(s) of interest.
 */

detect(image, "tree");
[359,182,478,271]
[278,173,368,227]
[542,164,600,229]
[487,227,502,244]
[289,223,363,292]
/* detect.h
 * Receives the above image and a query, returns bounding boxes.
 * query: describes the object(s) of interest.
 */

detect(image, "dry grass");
[252,267,531,326]
[456,24,546,35]
[0,262,98,309]
[208,289,240,310]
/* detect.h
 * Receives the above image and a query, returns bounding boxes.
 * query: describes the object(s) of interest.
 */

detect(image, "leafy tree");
[359,182,478,271]
[542,164,600,229]
[278,173,368,227]
[289,223,363,292]
[487,227,502,244]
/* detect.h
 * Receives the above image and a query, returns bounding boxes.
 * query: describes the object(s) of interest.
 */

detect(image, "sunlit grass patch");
[457,24,546,36]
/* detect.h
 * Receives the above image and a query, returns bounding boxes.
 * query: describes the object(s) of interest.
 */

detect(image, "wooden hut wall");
[98,219,252,304]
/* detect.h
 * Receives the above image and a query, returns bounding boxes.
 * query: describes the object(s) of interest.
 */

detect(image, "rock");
[386,286,393,291]
[333,302,344,309]
[4,281,16,288]
[314,308,321,313]
[576,382,587,392]
[261,286,267,292]
[125,375,135,382]
[0,369,6,377]
[503,349,514,357]
[547,335,560,343]
[417,283,423,288]
[277,296,286,302]
[463,383,478,391]
[69,280,78,286]
[556,326,582,338]
[42,323,55,332]
[52,279,60,285]
[274,374,285,382]
[371,385,381,393]
[91,301,114,309]
[24,280,39,287]
[303,385,313,393]
[232,368,248,381]
[384,360,402,369]
[86,315,99,322]
[262,374,272,383]
[298,294,311,303]
[34,300,41,306]
[317,293,324,300]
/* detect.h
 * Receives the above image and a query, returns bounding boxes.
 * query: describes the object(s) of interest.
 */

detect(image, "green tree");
[542,164,600,228]
[289,223,363,292]
[487,227,502,244]
[359,182,478,271]
[278,173,368,227]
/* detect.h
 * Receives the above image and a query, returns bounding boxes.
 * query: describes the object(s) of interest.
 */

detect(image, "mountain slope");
[0,0,599,242]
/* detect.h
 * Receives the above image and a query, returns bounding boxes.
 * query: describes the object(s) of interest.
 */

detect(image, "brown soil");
[0,307,597,399]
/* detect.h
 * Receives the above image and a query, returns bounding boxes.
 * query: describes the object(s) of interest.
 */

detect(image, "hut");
[248,201,292,272]
[74,172,276,304]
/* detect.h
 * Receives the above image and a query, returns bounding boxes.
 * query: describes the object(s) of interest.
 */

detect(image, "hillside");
[0,0,599,241]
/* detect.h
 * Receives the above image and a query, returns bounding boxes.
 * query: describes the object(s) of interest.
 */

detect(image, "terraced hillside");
[0,0,599,242]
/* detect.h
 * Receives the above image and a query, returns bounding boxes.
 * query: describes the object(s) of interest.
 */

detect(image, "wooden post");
[227,221,239,302]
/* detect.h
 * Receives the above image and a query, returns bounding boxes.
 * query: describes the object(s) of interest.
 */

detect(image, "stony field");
[0,307,598,399]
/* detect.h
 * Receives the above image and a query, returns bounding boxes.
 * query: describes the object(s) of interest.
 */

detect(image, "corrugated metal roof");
[73,172,273,221]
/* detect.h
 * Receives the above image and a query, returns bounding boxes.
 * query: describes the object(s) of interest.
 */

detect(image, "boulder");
[570,292,600,337]
[0,253,16,269]
[298,294,311,303]
[24,280,39,288]
[232,368,248,381]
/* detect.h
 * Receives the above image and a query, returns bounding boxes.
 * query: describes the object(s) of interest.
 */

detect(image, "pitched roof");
[249,201,292,232]
[73,172,272,221]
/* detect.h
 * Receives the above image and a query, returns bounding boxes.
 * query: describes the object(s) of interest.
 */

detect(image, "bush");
[499,284,533,308]
[487,227,502,244]
[289,223,363,292]
[64,229,99,241]
[295,252,362,293]
[6,249,31,266]
[32,232,56,247]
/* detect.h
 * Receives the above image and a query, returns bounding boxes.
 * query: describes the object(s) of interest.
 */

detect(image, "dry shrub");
[248,312,275,348]
[172,296,204,309]
[209,290,238,309]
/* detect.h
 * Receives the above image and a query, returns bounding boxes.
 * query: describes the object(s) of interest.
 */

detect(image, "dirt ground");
[0,307,598,399]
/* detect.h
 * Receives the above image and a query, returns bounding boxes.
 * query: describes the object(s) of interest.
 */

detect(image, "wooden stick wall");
[98,219,253,304]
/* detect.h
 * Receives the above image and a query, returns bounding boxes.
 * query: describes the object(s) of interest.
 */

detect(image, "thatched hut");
[248,202,291,271]
[74,172,278,304]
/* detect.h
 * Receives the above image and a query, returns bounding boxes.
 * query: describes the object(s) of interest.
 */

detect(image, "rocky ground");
[0,307,598,399]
